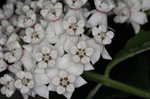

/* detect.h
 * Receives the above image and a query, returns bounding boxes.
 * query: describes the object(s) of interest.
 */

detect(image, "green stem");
[83,72,150,98]
[104,47,150,78]
[86,84,102,99]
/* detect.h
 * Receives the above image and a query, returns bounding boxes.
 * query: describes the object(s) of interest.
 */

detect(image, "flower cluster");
[0,0,149,99]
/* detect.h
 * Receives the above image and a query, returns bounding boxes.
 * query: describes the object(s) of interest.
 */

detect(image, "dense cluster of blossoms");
[0,0,149,99]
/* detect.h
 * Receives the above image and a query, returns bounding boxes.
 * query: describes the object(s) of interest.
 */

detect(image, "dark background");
[0,0,150,99]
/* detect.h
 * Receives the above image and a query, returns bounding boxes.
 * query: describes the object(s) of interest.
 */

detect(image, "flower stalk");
[84,72,150,98]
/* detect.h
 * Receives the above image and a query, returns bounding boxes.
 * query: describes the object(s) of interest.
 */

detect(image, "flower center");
[22,78,31,87]
[42,54,52,64]
[59,77,70,88]
[31,32,40,40]
[98,32,106,40]
[76,48,86,58]
[69,24,77,32]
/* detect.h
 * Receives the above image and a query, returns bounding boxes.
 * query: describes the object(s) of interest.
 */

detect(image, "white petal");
[67,63,84,76]
[46,68,58,79]
[77,41,86,49]
[131,22,140,34]
[52,77,60,86]
[102,47,112,60]
[21,86,30,94]
[38,61,47,69]
[72,55,80,63]
[50,50,57,59]
[35,53,43,61]
[15,80,22,89]
[70,46,78,55]
[81,56,90,64]
[56,86,65,94]
[85,48,93,56]
[41,46,50,54]
[75,77,87,88]
[34,73,49,86]
[34,85,49,99]
[66,84,75,92]
[84,63,94,71]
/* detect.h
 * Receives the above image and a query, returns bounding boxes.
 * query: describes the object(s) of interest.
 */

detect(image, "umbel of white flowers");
[0,0,149,99]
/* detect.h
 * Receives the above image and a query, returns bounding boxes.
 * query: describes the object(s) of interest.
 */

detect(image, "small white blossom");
[114,0,148,33]
[92,25,114,45]
[66,37,101,71]
[63,16,85,36]
[15,71,34,94]
[47,70,87,99]
[0,74,15,98]
[87,0,115,27]
[4,41,23,63]
[0,3,14,20]
[33,42,58,69]
[70,41,93,64]
[40,1,63,21]
[22,24,45,44]
[17,8,36,28]
[65,0,87,9]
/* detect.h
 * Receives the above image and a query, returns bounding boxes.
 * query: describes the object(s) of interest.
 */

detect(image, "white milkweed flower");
[63,16,85,36]
[92,25,114,45]
[70,41,93,64]
[64,0,88,20]
[33,42,58,69]
[92,25,113,60]
[4,41,23,63]
[65,0,88,9]
[40,1,63,21]
[114,0,148,33]
[66,37,101,71]
[21,24,45,44]
[42,1,64,43]
[17,7,36,28]
[0,74,15,98]
[14,71,34,94]
[47,69,87,99]
[87,0,115,27]
[0,3,14,20]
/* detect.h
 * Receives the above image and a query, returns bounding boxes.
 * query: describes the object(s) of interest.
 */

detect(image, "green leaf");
[104,31,150,78]
[83,72,150,98]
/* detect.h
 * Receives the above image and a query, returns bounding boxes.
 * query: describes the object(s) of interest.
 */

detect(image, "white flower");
[47,70,87,99]
[4,41,23,63]
[69,41,93,64]
[113,1,130,23]
[15,71,34,94]
[94,0,115,12]
[40,1,63,21]
[65,0,88,9]
[0,74,15,98]
[65,37,101,71]
[87,0,114,28]
[33,43,58,69]
[17,9,36,28]
[63,16,85,36]
[0,3,14,20]
[92,25,114,45]
[114,0,148,33]
[22,24,45,44]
